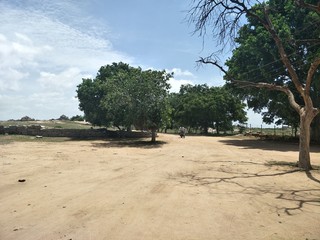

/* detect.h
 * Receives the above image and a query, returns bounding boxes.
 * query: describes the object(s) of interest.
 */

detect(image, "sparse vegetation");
[70,115,85,121]
[58,114,69,121]
[0,120,94,129]
[20,116,35,121]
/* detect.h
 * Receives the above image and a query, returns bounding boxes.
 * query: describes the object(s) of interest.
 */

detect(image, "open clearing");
[1,134,320,240]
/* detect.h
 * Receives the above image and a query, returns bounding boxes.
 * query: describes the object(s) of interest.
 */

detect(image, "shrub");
[70,115,84,121]
[20,116,35,121]
[58,115,69,121]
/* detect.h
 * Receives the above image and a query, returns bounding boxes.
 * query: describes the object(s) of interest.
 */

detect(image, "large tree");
[173,84,247,134]
[76,62,171,142]
[189,0,320,170]
[224,0,318,137]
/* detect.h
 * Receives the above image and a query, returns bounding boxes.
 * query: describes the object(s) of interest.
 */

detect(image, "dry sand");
[1,134,320,240]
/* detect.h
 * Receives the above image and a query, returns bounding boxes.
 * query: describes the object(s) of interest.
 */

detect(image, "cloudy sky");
[0,0,265,125]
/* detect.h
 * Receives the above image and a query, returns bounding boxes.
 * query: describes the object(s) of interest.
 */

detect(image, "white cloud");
[37,68,82,90]
[15,32,33,43]
[0,0,133,119]
[169,78,194,93]
[167,68,195,78]
[0,33,39,68]
[0,68,29,91]
[0,94,30,118]
[166,68,196,93]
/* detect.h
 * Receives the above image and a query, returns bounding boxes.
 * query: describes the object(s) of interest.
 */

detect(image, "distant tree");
[173,84,247,134]
[20,116,35,121]
[58,114,69,121]
[76,77,110,127]
[70,115,85,121]
[189,0,320,170]
[130,69,172,141]
[76,62,171,142]
[167,92,182,130]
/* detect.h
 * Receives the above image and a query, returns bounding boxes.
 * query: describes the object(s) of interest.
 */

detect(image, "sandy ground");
[1,134,320,240]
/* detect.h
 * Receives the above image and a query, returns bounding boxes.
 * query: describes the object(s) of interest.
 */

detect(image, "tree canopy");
[171,84,247,134]
[225,0,319,128]
[76,62,171,141]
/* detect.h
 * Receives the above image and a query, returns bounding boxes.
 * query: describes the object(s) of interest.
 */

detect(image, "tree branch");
[306,58,320,96]
[192,0,317,115]
[262,7,305,97]
[198,57,302,113]
[198,57,228,75]
[295,0,320,13]
[188,0,251,48]
[236,81,301,113]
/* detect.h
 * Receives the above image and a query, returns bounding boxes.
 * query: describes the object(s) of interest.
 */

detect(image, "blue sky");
[0,0,266,126]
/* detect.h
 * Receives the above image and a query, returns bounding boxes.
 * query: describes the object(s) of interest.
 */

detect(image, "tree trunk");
[151,128,157,142]
[215,123,220,135]
[298,113,313,170]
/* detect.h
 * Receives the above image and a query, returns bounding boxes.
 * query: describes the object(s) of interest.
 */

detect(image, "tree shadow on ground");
[168,160,320,216]
[219,138,320,153]
[91,139,167,149]
[305,170,320,184]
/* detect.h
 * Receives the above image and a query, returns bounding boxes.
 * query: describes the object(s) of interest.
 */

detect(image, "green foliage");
[70,115,85,121]
[225,0,320,127]
[76,62,171,135]
[171,84,247,134]
[58,114,69,121]
[20,116,35,121]
[77,78,110,127]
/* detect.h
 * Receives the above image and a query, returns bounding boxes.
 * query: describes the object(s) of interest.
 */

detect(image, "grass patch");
[265,160,320,170]
[265,160,299,168]
[0,120,94,129]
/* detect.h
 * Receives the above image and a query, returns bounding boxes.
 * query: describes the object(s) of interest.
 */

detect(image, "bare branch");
[198,57,228,75]
[188,0,252,48]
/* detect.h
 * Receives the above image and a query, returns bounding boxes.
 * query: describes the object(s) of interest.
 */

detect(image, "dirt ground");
[1,134,320,240]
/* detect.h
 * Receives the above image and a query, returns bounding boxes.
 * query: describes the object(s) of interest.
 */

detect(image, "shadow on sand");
[91,139,167,149]
[219,138,320,153]
[169,160,320,216]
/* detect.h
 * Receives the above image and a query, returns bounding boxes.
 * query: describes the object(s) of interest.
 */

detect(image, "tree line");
[76,62,247,141]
